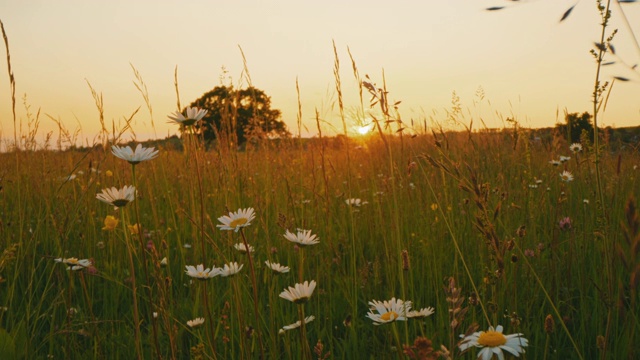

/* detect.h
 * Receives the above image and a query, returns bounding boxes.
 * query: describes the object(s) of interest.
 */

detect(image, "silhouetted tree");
[187,85,289,145]
[556,112,594,143]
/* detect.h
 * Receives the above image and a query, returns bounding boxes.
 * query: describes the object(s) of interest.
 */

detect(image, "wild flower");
[406,307,435,319]
[187,317,205,328]
[54,257,92,271]
[234,243,255,253]
[96,185,136,210]
[458,325,528,359]
[279,280,316,304]
[217,208,256,232]
[219,262,243,277]
[111,143,159,165]
[345,198,368,207]
[560,170,574,182]
[281,315,315,331]
[184,264,220,280]
[265,260,290,273]
[128,224,140,235]
[366,298,412,325]
[167,107,208,127]
[559,217,572,231]
[283,229,320,246]
[549,160,561,166]
[102,215,118,231]
[569,143,583,153]
[559,155,571,163]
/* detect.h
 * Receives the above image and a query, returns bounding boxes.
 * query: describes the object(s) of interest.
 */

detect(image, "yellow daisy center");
[229,218,248,228]
[380,311,398,321]
[477,330,507,347]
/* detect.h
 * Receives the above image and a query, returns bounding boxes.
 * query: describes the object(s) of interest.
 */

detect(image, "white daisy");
[186,317,205,328]
[55,257,92,271]
[548,160,561,166]
[265,260,290,274]
[217,208,256,232]
[279,280,316,304]
[219,262,243,277]
[281,315,315,331]
[366,298,412,325]
[406,307,435,319]
[111,143,159,165]
[184,264,220,280]
[345,198,368,207]
[459,325,528,360]
[569,143,583,153]
[560,170,574,182]
[234,243,255,253]
[96,185,136,209]
[167,107,208,127]
[559,155,571,163]
[283,229,319,246]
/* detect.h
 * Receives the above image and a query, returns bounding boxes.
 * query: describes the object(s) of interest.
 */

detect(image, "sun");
[356,124,373,135]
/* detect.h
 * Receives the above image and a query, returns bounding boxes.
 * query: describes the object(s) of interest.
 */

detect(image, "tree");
[187,85,290,145]
[556,111,594,144]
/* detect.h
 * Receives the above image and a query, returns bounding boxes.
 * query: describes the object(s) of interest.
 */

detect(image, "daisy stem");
[202,280,218,359]
[298,304,311,360]
[298,247,304,283]
[239,228,265,360]
[231,279,246,360]
[189,126,208,265]
[120,210,143,360]
[77,272,97,332]
[131,165,162,359]
[391,322,403,360]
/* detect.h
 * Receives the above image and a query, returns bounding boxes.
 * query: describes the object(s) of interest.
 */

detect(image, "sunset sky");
[1,0,639,148]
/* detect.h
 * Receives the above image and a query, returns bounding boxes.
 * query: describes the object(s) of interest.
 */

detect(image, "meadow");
[1,1,639,358]
[0,116,638,359]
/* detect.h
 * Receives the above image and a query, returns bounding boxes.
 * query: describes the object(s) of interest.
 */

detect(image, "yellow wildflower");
[128,224,140,235]
[102,215,119,231]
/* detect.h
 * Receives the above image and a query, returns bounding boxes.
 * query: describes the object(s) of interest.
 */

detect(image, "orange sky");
[1,0,639,149]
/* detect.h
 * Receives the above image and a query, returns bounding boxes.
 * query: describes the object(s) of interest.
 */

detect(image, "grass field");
[0,123,638,359]
[1,2,639,357]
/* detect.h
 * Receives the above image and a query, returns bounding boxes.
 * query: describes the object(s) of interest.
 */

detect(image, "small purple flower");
[559,217,572,231]
[524,249,535,258]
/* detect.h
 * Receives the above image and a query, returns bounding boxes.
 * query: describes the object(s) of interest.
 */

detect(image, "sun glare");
[356,124,373,135]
